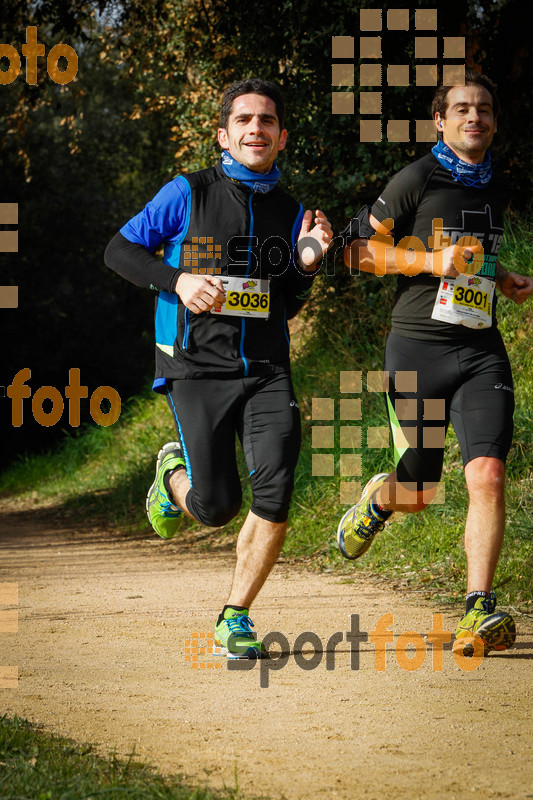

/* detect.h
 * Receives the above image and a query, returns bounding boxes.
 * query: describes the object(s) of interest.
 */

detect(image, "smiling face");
[217,93,287,174]
[434,84,497,164]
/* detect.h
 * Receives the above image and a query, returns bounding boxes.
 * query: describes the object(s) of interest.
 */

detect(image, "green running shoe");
[214,608,268,660]
[146,442,186,540]
[337,473,389,560]
[454,591,516,657]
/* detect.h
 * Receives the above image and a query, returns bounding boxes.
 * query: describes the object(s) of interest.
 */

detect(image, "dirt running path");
[1,505,532,800]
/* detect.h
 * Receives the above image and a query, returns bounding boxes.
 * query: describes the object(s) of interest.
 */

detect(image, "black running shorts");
[165,372,301,526]
[384,329,515,487]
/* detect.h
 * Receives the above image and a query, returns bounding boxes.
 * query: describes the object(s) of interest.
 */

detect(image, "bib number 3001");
[452,285,490,311]
[211,276,270,319]
[431,273,494,329]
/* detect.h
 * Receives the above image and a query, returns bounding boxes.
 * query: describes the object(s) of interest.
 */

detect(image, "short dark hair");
[431,70,500,119]
[219,79,285,130]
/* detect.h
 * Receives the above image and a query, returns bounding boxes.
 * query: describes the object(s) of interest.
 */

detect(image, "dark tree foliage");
[1,0,165,467]
[1,0,531,470]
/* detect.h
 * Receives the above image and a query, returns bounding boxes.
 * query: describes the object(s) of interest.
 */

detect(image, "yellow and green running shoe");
[146,442,186,540]
[214,608,268,659]
[454,591,516,657]
[337,473,390,560]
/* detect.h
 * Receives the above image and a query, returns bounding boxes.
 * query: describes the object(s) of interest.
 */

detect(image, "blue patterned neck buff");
[221,150,280,193]
[432,138,492,187]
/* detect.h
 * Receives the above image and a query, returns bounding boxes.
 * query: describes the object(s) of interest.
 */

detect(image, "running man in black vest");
[337,72,532,656]
[105,79,332,659]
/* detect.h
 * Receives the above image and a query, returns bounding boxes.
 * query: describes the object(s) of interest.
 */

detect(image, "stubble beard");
[445,133,492,163]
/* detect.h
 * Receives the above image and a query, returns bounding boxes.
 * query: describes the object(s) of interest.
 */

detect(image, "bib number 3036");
[227,290,269,312]
[211,276,270,319]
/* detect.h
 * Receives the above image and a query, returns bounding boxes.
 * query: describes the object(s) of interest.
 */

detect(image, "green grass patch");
[1,218,531,610]
[0,714,244,799]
